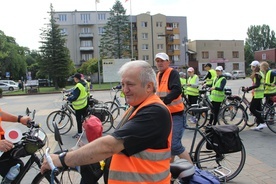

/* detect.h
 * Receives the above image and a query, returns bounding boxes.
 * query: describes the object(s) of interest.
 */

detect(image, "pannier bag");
[207,124,242,154]
[190,166,220,184]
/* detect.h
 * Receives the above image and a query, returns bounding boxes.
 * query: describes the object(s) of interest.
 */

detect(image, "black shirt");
[112,104,171,156]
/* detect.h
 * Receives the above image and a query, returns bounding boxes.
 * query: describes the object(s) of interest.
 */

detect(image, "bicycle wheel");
[111,106,128,128]
[218,104,247,132]
[194,137,246,182]
[104,101,119,112]
[101,109,114,133]
[265,104,276,133]
[32,168,82,184]
[185,106,208,129]
[46,110,73,135]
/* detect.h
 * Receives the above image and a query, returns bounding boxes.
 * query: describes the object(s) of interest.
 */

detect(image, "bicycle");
[185,107,246,182]
[46,92,114,134]
[218,86,276,132]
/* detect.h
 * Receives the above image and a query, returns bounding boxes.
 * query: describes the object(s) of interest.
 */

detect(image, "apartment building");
[187,40,245,75]
[53,10,188,68]
[255,49,276,68]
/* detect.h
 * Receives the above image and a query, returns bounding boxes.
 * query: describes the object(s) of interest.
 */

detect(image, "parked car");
[232,70,246,79]
[0,80,18,86]
[0,82,19,91]
[222,71,233,80]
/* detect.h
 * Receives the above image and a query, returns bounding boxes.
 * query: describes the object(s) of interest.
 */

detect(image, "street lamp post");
[182,37,188,80]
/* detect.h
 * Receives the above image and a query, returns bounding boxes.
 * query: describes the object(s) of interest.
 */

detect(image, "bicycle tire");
[101,109,114,133]
[111,106,128,129]
[46,110,73,135]
[185,106,208,129]
[194,137,246,182]
[265,104,276,133]
[32,168,82,184]
[104,101,119,113]
[218,104,247,132]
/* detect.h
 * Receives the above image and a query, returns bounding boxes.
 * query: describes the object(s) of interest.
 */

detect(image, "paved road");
[1,78,275,183]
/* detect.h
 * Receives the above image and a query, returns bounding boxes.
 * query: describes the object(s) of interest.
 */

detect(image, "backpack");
[207,124,242,154]
[189,167,220,184]
[82,115,103,142]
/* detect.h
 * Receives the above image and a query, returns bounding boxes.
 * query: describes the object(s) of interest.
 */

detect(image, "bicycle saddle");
[170,159,195,180]
[188,107,209,114]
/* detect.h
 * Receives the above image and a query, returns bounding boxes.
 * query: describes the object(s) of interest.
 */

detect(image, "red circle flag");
[4,128,22,143]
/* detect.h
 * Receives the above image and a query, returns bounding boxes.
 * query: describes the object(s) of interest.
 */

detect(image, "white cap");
[187,67,194,72]
[215,66,223,71]
[155,53,169,61]
[250,60,260,67]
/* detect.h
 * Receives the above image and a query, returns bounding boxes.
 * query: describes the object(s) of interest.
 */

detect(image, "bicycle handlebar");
[45,148,59,175]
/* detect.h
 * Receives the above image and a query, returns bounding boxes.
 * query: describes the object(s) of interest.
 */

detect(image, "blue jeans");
[171,113,187,156]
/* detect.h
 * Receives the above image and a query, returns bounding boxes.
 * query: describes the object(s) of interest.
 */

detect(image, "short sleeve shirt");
[111,104,171,156]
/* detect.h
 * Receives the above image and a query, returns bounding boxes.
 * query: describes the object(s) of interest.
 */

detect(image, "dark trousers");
[209,101,221,125]
[249,97,264,125]
[75,105,88,134]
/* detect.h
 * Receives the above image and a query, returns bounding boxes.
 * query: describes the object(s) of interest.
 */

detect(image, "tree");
[78,58,99,75]
[99,0,131,59]
[245,24,276,71]
[39,4,71,89]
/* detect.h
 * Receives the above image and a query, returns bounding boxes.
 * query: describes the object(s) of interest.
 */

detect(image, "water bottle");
[1,163,20,184]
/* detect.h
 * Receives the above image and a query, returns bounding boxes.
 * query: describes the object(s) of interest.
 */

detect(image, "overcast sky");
[1,0,275,50]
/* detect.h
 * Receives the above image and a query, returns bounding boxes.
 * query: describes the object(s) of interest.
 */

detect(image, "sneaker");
[72,133,81,139]
[189,116,197,124]
[251,123,267,131]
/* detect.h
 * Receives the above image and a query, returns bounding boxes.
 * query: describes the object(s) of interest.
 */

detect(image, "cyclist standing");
[65,73,88,139]
[203,63,217,87]
[243,61,266,130]
[209,66,226,125]
[260,61,276,107]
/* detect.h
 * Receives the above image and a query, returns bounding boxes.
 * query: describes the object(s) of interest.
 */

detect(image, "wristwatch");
[59,152,68,168]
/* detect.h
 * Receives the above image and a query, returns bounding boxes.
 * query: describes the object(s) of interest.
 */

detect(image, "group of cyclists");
[180,61,276,130]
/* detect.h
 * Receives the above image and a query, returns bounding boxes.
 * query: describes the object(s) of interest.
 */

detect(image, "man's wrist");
[59,152,68,168]
[17,115,23,123]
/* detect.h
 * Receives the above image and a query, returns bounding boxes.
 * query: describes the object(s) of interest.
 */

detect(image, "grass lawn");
[2,82,119,96]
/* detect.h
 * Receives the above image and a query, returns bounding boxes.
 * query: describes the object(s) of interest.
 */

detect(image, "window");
[58,14,67,21]
[141,21,147,27]
[173,34,180,39]
[233,63,239,70]
[217,51,224,58]
[157,44,163,50]
[142,44,148,50]
[232,51,239,58]
[262,53,267,60]
[142,55,149,61]
[172,23,178,28]
[156,22,162,27]
[81,54,93,61]
[60,28,67,35]
[142,33,148,39]
[98,13,106,20]
[202,51,209,59]
[81,14,90,23]
[173,55,180,62]
[98,27,105,35]
[174,45,180,50]
[81,40,92,47]
[157,33,164,39]
[81,27,91,34]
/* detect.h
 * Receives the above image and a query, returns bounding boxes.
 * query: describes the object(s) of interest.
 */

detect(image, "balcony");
[79,33,94,38]
[79,46,94,51]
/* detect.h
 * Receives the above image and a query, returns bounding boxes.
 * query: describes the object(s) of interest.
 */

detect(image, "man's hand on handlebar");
[20,116,32,126]
[41,153,60,174]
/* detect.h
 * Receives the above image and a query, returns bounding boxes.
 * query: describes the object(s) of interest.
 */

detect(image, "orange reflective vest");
[108,94,172,184]
[0,108,4,140]
[156,68,184,113]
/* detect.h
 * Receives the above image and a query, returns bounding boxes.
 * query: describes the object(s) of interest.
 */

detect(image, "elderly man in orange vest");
[41,60,172,184]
